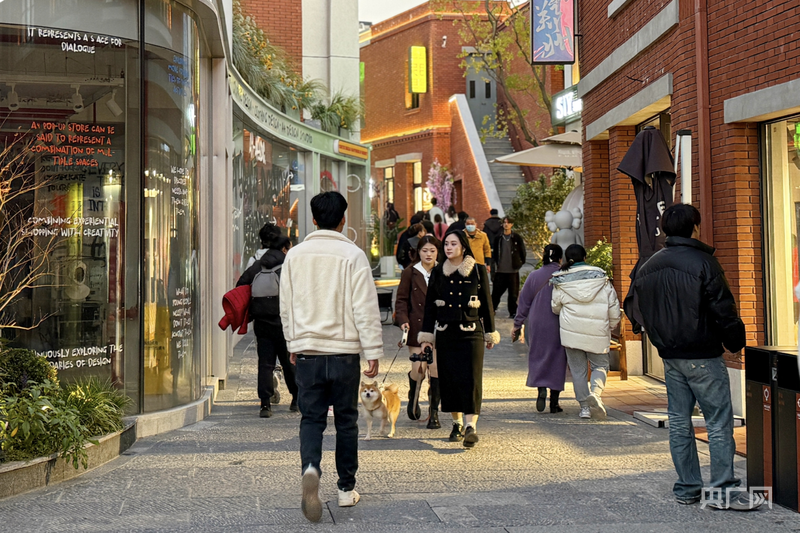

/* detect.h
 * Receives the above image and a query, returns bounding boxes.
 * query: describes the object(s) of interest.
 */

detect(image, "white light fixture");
[71,85,83,113]
[106,89,123,117]
[7,84,19,111]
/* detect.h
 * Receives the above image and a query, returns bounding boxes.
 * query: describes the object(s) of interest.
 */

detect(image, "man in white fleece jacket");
[280,191,382,522]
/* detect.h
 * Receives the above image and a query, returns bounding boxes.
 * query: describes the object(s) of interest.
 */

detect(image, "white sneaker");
[579,407,591,419]
[301,465,323,522]
[327,406,334,417]
[338,488,361,507]
[586,394,607,419]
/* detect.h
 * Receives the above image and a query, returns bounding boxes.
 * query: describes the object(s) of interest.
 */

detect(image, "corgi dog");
[359,381,401,440]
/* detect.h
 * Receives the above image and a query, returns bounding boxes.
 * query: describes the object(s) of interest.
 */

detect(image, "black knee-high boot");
[550,390,563,413]
[427,377,441,429]
[407,371,422,420]
[536,387,547,412]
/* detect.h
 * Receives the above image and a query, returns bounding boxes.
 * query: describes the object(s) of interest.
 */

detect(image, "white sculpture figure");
[545,208,584,247]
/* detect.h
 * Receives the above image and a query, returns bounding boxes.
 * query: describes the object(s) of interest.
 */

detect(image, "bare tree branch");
[432,0,554,146]
[0,132,60,333]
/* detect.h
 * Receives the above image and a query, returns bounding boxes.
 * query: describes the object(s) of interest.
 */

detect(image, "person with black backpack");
[237,222,298,418]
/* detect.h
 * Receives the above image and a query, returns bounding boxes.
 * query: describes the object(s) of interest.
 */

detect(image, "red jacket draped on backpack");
[218,284,251,334]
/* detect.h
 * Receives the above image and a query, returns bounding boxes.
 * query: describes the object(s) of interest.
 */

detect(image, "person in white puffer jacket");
[551,244,621,420]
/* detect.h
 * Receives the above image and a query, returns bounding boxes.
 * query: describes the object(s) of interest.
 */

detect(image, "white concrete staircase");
[481,137,526,213]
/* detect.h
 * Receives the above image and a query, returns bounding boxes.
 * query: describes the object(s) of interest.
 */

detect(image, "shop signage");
[334,140,369,160]
[229,72,328,153]
[409,46,427,93]
[551,86,582,126]
[26,26,124,54]
[532,0,576,64]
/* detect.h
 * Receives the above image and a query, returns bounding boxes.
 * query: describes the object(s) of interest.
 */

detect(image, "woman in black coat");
[418,230,499,448]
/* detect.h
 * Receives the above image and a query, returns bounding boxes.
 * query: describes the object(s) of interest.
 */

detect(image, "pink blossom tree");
[426,159,456,212]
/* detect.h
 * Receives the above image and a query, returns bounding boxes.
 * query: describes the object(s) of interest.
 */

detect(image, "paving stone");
[3,325,800,532]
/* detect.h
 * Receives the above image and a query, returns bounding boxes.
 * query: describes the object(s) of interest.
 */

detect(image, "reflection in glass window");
[0,22,134,406]
[142,0,200,411]
[764,116,800,346]
[320,156,339,193]
[232,117,307,279]
[346,163,367,249]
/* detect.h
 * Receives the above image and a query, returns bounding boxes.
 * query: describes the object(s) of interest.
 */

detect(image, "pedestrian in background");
[280,191,382,521]
[491,217,526,318]
[483,208,503,276]
[384,202,399,229]
[395,235,442,428]
[419,230,499,448]
[395,213,423,268]
[427,197,444,224]
[445,205,458,225]
[512,244,566,413]
[448,211,469,232]
[633,203,759,510]
[399,223,428,268]
[550,244,620,420]
[433,214,448,240]
[237,223,298,418]
[464,217,492,268]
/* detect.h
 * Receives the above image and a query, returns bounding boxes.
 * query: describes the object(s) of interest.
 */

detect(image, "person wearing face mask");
[419,230,500,448]
[395,235,443,428]
[464,217,492,271]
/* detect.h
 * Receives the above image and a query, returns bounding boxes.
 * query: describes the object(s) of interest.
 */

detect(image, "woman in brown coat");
[395,235,442,429]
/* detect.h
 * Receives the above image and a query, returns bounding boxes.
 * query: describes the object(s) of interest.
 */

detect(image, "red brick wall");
[370,130,451,223]
[583,139,610,246]
[607,126,637,302]
[450,100,491,224]
[240,0,303,74]
[361,12,468,144]
[578,0,800,350]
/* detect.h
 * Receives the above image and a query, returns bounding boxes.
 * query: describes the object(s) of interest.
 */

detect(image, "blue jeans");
[295,353,361,492]
[663,357,740,501]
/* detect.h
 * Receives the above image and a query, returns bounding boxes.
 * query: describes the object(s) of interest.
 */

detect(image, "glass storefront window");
[764,116,800,346]
[320,156,340,193]
[345,163,368,250]
[384,167,395,204]
[413,161,430,212]
[0,22,138,408]
[232,116,307,279]
[142,0,201,411]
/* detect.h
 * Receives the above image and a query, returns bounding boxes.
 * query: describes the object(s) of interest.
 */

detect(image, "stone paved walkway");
[1,316,798,532]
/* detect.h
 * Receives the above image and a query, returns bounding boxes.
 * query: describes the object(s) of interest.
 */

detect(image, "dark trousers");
[254,320,297,405]
[295,353,360,491]
[492,271,520,315]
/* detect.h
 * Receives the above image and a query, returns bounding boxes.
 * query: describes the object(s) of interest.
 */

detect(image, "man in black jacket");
[491,216,526,318]
[483,209,503,277]
[633,204,759,511]
[482,209,502,244]
[395,213,423,268]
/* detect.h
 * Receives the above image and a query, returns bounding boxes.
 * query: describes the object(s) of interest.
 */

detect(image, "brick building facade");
[361,2,555,226]
[240,0,303,73]
[577,0,800,412]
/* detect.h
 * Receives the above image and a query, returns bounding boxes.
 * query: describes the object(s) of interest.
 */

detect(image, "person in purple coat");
[512,245,567,413]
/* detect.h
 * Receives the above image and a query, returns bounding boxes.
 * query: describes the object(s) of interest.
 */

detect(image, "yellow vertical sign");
[409,46,427,93]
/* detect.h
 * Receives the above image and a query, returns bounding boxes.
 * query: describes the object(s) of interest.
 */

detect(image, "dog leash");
[381,344,404,386]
